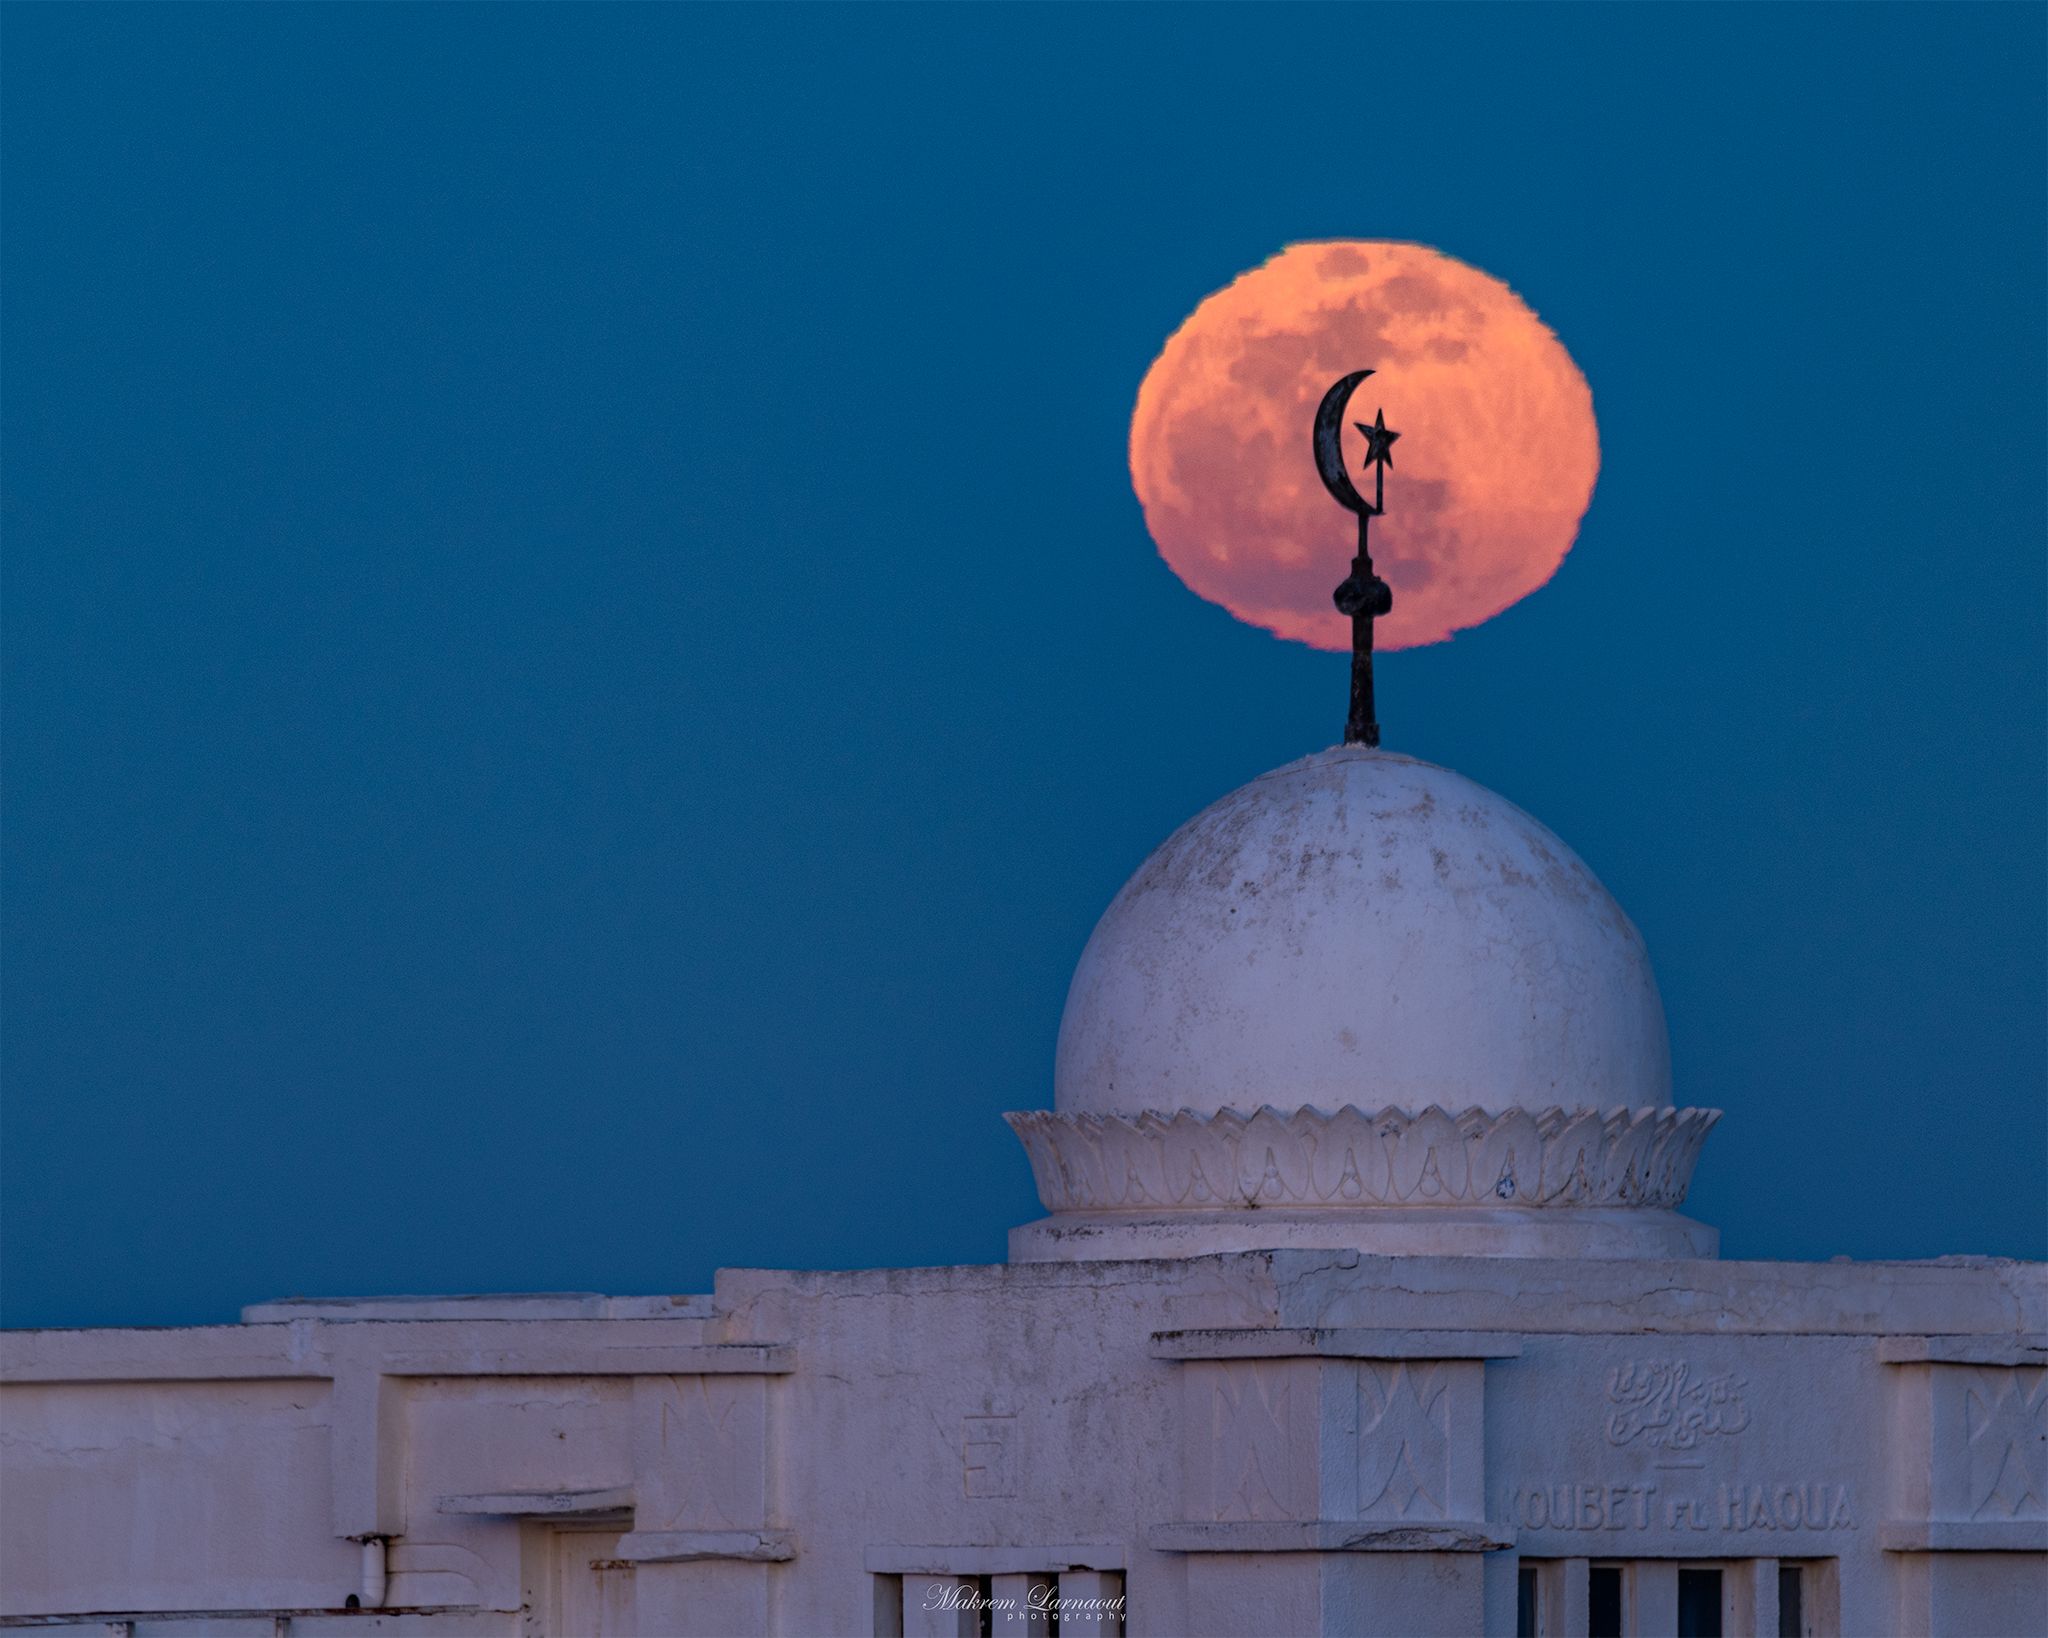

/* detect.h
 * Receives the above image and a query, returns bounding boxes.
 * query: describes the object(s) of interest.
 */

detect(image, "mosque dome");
[1053,745,1671,1120]
[1006,744,1716,1262]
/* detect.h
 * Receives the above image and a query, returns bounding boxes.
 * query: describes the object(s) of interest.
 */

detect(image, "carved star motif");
[1967,1371,2048,1517]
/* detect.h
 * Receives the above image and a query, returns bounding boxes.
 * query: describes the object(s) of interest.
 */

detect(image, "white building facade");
[5,747,2044,1637]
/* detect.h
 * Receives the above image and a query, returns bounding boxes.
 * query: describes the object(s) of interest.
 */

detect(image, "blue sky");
[4,4,2042,1327]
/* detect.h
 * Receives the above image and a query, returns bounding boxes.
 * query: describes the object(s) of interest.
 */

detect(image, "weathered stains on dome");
[1055,746,1670,1120]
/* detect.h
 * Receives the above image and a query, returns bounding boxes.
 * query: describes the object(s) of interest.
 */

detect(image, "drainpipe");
[355,1536,388,1608]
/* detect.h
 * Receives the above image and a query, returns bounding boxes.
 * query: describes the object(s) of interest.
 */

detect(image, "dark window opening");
[1778,1564,1805,1637]
[1677,1567,1724,1638]
[1589,1565,1624,1638]
[1516,1564,1539,1638]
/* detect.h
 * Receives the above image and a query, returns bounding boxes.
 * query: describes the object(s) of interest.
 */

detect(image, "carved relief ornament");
[1004,1103,1718,1214]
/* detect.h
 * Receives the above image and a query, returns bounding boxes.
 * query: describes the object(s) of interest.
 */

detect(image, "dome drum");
[1006,1102,1719,1215]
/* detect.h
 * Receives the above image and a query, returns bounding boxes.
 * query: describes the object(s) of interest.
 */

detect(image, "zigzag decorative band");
[1004,1104,1720,1214]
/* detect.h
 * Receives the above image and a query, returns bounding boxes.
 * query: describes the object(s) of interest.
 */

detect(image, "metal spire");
[1311,371,1399,748]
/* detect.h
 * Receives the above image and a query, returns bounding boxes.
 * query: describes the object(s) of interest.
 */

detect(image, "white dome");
[1054,746,1671,1120]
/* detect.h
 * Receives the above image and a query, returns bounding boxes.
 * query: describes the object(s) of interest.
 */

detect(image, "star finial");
[1355,409,1400,473]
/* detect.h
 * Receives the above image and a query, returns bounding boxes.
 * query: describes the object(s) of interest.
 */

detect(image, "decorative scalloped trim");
[1003,1104,1719,1214]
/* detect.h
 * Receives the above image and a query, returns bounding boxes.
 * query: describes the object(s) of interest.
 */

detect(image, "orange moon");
[1129,241,1600,651]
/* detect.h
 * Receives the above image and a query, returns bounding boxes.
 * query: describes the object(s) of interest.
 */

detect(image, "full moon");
[1130,241,1600,651]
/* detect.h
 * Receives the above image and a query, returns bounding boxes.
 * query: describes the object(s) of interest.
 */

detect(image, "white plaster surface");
[3,1256,2044,1636]
[1054,748,1672,1121]
[1008,1203,1718,1263]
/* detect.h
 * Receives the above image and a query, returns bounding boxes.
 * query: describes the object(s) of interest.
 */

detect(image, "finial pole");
[1342,509,1385,746]
[1312,374,1400,747]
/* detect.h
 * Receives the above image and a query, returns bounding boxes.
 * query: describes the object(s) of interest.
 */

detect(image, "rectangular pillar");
[1480,1550,1521,1637]
[989,1572,1053,1637]
[1560,1557,1590,1638]
[1634,1561,1678,1638]
[631,1561,765,1638]
[1729,1556,1778,1638]
[1058,1569,1124,1635]
[903,1575,980,1638]
[1151,1328,1519,1636]
[1183,1555,1320,1638]
[1322,1553,1486,1636]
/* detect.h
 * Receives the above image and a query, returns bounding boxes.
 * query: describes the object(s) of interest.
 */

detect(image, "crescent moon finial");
[1312,369,1375,514]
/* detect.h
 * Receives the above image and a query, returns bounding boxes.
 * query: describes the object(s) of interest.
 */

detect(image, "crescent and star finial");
[1313,371,1400,749]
